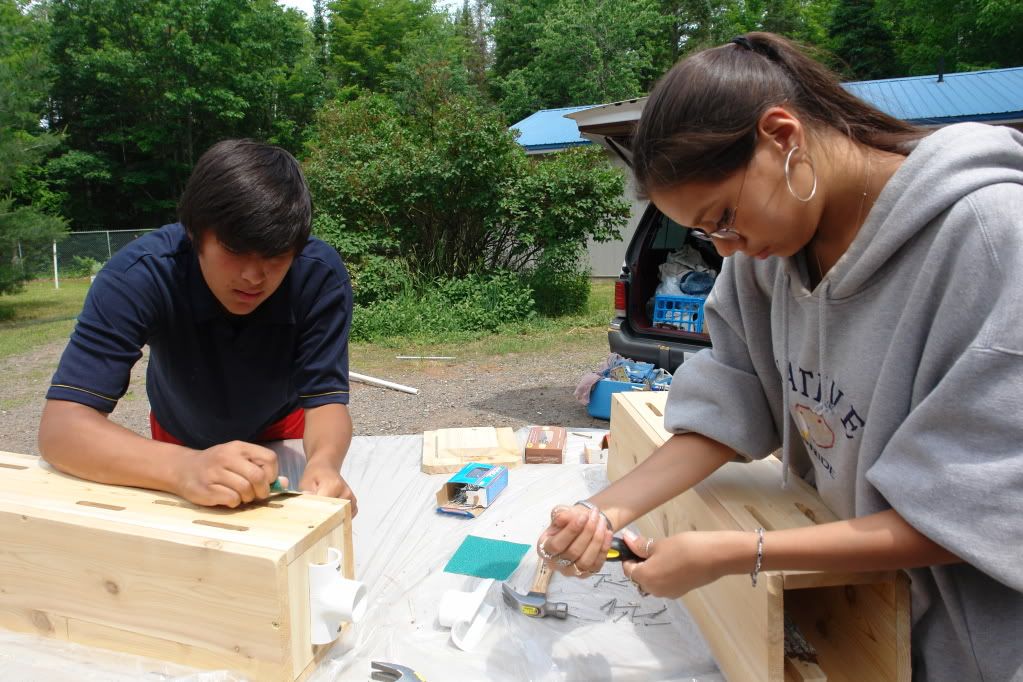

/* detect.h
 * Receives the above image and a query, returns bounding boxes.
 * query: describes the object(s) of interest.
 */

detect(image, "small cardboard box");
[435,462,509,518]
[524,426,567,464]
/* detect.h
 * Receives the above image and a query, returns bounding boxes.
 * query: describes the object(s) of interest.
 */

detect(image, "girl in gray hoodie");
[537,32,1023,682]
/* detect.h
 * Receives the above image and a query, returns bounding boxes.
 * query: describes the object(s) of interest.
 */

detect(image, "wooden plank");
[68,618,285,680]
[421,427,522,474]
[786,582,902,682]
[0,510,285,657]
[0,449,357,681]
[0,606,68,639]
[785,657,828,682]
[0,451,347,562]
[286,523,350,680]
[633,509,781,681]
[608,390,910,682]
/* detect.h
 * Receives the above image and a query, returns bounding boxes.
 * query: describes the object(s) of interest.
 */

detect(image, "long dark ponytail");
[631,32,923,196]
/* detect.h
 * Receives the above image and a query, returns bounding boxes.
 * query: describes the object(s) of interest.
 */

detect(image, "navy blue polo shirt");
[47,223,352,449]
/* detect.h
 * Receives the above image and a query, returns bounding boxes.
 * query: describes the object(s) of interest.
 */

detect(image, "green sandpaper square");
[444,535,531,580]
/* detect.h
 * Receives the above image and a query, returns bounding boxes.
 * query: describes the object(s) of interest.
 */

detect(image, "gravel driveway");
[0,332,612,456]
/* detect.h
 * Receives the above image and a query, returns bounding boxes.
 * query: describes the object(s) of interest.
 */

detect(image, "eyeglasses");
[690,165,748,242]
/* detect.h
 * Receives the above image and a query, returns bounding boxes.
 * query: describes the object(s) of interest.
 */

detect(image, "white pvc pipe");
[308,547,367,645]
[349,371,419,395]
[52,240,59,289]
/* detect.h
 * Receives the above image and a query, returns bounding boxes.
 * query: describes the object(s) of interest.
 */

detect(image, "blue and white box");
[435,462,510,518]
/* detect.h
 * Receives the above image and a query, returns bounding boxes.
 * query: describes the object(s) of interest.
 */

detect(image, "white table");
[2,432,723,682]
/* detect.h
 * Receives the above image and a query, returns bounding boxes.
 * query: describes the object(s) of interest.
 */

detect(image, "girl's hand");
[621,530,736,599]
[536,503,614,577]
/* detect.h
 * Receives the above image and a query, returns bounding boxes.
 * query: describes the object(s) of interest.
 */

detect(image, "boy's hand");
[176,441,278,507]
[299,463,358,516]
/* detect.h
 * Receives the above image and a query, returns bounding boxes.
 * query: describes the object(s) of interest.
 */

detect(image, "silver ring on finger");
[556,556,574,567]
[538,539,555,561]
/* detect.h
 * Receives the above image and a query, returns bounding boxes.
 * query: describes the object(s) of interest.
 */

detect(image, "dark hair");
[178,139,312,256]
[632,32,924,196]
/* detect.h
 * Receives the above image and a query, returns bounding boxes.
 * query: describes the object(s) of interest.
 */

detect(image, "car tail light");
[614,280,626,317]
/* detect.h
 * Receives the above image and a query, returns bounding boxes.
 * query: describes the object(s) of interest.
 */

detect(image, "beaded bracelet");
[750,527,765,587]
[573,500,614,531]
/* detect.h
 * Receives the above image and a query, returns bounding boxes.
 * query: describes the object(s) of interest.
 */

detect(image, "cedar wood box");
[0,450,355,681]
[607,391,911,682]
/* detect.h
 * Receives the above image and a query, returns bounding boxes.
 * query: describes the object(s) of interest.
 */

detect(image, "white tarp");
[1,431,724,682]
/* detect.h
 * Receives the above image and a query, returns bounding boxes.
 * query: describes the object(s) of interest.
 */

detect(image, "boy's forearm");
[38,399,188,495]
[593,432,734,531]
[302,403,353,471]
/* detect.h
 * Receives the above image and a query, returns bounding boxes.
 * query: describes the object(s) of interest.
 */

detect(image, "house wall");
[585,150,647,278]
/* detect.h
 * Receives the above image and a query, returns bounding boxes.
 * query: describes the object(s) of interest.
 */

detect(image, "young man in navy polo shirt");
[38,139,357,512]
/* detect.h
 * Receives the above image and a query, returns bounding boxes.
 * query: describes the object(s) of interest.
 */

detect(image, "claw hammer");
[371,661,426,681]
[501,558,569,619]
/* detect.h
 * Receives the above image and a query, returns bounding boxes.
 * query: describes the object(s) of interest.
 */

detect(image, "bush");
[67,255,103,278]
[527,266,591,317]
[304,92,629,280]
[351,271,535,343]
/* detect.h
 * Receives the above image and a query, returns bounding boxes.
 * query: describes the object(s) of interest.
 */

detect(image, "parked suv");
[609,203,723,372]
[566,97,724,372]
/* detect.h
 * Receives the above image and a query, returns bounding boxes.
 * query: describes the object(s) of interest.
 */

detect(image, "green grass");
[351,279,614,372]
[0,277,615,366]
[0,278,90,359]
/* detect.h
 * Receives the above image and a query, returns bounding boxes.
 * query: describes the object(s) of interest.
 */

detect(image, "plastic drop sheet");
[0,431,723,682]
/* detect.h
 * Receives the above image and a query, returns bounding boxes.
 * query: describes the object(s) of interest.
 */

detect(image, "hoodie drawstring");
[781,271,830,489]
[812,280,831,416]
[781,272,792,488]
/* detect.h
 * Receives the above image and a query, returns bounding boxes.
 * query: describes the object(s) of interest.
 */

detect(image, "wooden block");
[421,427,522,474]
[0,451,356,681]
[607,392,911,682]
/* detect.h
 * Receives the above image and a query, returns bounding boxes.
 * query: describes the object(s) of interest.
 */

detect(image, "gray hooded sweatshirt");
[664,122,1023,682]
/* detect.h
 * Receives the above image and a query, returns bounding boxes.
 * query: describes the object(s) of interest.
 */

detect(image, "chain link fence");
[16,229,153,287]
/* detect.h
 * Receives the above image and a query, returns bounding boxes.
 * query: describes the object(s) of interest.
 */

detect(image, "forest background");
[2,0,1020,338]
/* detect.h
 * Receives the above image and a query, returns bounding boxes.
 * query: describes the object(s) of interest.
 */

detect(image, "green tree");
[303,91,628,290]
[456,0,491,93]
[490,0,555,78]
[385,21,479,114]
[879,0,1022,73]
[47,0,321,231]
[714,0,810,43]
[655,0,718,69]
[324,0,436,93]
[530,0,664,106]
[494,0,663,122]
[0,0,66,295]
[828,0,901,79]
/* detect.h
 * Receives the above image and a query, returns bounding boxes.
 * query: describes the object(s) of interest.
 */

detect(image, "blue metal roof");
[514,66,1023,151]
[843,66,1023,125]
[510,105,595,152]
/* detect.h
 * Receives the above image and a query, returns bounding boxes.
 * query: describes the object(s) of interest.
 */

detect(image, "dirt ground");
[0,333,613,456]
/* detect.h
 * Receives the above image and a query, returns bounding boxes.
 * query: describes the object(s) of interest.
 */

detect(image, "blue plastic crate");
[653,294,706,333]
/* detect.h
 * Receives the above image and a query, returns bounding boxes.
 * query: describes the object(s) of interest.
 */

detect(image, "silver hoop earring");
[784,145,817,203]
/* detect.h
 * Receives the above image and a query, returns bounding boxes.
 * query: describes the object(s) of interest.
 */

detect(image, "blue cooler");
[587,379,643,420]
